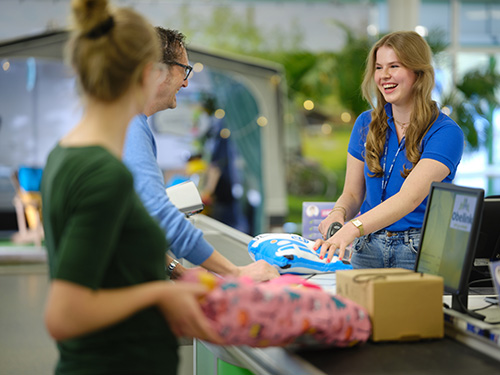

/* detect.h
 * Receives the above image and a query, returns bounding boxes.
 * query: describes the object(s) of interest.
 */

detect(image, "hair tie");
[85,16,115,39]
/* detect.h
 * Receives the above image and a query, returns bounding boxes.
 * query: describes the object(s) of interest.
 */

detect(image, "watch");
[166,259,180,277]
[350,219,364,237]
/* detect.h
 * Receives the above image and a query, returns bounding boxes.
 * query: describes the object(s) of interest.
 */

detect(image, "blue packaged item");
[18,166,43,192]
[248,233,353,274]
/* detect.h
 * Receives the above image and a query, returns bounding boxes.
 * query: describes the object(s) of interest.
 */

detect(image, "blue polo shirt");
[347,103,464,232]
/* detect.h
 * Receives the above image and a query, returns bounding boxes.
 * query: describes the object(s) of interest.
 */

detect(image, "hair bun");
[71,0,110,34]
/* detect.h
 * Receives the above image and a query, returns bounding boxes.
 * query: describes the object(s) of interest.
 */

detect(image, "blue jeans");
[350,228,421,270]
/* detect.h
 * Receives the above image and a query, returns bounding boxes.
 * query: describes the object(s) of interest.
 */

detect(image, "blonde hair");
[66,0,160,102]
[361,31,438,178]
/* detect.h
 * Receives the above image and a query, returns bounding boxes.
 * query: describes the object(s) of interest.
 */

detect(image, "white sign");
[450,194,476,232]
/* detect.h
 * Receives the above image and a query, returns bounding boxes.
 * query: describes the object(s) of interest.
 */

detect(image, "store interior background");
[1,0,500,235]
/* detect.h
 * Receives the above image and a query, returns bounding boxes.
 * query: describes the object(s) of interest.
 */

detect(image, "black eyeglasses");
[169,61,193,80]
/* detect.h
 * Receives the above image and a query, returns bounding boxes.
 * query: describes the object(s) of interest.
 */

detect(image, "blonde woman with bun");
[41,1,222,374]
[316,31,464,270]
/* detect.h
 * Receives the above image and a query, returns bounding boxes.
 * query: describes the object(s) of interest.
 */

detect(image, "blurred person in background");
[197,93,249,233]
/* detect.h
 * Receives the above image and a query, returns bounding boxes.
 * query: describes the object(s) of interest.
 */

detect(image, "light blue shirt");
[123,114,213,265]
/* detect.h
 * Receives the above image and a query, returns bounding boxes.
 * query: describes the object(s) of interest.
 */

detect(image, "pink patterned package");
[180,270,372,348]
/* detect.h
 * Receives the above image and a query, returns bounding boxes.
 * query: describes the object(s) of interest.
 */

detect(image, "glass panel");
[459,1,500,46]
[420,1,452,45]
[454,52,500,195]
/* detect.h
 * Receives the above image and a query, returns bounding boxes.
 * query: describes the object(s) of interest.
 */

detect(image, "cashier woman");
[316,31,464,270]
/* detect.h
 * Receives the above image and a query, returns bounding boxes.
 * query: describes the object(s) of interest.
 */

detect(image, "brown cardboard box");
[336,268,444,341]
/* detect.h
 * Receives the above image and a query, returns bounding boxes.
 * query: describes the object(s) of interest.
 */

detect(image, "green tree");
[170,5,304,53]
[330,23,372,117]
[445,57,500,193]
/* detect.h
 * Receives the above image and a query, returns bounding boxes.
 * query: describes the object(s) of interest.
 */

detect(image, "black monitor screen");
[472,197,500,284]
[415,182,484,304]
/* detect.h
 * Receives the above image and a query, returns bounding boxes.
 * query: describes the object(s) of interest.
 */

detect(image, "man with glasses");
[123,27,279,282]
[170,61,193,81]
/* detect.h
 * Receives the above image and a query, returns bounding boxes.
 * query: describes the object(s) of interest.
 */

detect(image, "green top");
[41,145,178,375]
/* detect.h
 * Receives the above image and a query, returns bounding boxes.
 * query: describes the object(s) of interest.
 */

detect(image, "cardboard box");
[336,268,444,341]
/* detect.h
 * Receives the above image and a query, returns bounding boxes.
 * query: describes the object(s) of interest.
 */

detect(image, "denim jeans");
[350,228,421,270]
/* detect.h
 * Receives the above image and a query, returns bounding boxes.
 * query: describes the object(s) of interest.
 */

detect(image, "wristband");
[166,259,180,277]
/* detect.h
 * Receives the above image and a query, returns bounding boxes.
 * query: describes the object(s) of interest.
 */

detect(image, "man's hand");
[238,260,279,282]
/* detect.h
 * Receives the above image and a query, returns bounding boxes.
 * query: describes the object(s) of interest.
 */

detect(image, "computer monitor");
[415,182,484,315]
[470,196,500,287]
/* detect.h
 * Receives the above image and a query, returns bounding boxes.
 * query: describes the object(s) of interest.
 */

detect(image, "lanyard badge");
[380,132,405,203]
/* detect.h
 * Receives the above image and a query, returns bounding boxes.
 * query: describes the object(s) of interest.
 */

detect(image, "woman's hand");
[314,223,358,262]
[318,214,340,239]
[159,282,224,345]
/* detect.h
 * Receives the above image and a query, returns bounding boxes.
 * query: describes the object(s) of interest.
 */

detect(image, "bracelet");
[166,259,180,277]
[328,206,347,221]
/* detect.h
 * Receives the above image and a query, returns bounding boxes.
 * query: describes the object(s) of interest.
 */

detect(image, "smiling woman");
[315,31,465,271]
[375,45,417,115]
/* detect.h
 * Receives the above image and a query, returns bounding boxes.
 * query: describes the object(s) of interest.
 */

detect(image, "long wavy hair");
[361,31,439,178]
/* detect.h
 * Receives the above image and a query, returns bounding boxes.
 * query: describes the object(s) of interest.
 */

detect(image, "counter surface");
[191,215,500,375]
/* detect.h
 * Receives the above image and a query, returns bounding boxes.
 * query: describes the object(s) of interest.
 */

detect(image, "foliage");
[287,193,326,225]
[263,22,372,118]
[174,4,497,152]
[286,155,338,197]
[285,128,350,223]
[302,128,350,172]
[441,57,500,152]
[330,22,372,117]
[440,91,479,149]
[426,28,450,57]
[277,52,323,97]
[172,5,304,52]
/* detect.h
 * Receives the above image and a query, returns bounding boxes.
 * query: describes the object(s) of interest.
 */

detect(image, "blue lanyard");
[381,133,405,203]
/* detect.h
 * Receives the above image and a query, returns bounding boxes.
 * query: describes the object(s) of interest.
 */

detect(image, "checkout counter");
[189,214,500,375]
